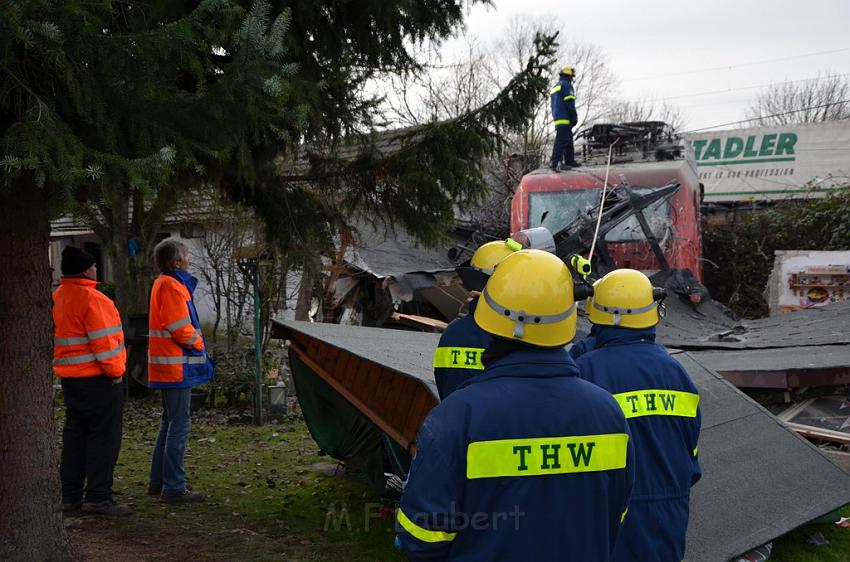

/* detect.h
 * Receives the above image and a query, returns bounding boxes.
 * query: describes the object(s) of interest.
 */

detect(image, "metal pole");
[253,265,263,425]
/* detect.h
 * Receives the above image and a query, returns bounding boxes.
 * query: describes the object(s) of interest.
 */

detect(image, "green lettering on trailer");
[723,137,744,159]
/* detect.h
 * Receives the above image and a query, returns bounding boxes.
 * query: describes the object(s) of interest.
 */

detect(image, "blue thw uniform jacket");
[397,347,635,562]
[576,326,701,562]
[569,324,600,361]
[433,298,490,399]
[550,76,577,127]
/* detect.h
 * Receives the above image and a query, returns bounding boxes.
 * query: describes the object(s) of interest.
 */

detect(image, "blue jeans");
[149,388,191,495]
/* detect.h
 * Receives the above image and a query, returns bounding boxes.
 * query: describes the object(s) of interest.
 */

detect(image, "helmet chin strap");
[482,286,576,338]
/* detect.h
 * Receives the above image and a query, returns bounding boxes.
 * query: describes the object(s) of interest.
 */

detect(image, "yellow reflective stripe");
[93,341,125,361]
[621,507,629,523]
[553,119,571,125]
[186,330,200,346]
[149,354,207,365]
[166,317,191,332]
[433,347,484,370]
[55,336,89,346]
[693,446,698,457]
[53,353,96,365]
[563,95,576,101]
[87,324,122,340]
[396,509,457,543]
[550,85,562,94]
[612,389,699,419]
[467,433,629,479]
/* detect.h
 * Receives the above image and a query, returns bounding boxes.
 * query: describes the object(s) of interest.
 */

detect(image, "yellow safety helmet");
[457,240,518,292]
[474,250,577,347]
[587,269,665,329]
[471,240,517,275]
[560,66,575,77]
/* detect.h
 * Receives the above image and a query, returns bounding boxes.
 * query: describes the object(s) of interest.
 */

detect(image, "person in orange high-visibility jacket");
[53,246,130,516]
[147,238,212,503]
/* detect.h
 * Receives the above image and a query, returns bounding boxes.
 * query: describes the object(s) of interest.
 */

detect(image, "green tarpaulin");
[289,350,409,495]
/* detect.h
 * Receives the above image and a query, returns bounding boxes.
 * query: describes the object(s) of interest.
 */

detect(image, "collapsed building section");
[282,121,850,559]
[319,221,465,329]
[272,316,850,562]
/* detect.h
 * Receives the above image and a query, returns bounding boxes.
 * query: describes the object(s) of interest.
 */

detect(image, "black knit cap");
[61,246,96,276]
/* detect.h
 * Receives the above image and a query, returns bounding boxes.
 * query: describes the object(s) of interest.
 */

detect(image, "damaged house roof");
[343,221,455,281]
[670,298,850,350]
[329,221,470,321]
[273,318,850,562]
[648,298,850,388]
[571,296,850,390]
[331,218,850,388]
[332,228,850,386]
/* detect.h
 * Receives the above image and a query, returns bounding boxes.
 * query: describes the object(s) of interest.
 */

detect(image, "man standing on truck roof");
[397,250,634,561]
[575,269,701,562]
[550,65,580,170]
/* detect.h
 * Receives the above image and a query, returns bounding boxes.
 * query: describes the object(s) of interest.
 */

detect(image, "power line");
[682,100,850,133]
[680,98,768,110]
[622,47,850,82]
[660,72,850,102]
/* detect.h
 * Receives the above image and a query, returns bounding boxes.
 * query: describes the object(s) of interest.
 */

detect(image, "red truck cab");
[510,159,703,281]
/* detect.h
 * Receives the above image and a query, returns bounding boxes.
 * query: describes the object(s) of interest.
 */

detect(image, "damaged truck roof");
[272,318,850,562]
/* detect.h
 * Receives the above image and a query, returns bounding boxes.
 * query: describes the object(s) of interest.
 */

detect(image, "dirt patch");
[66,516,165,562]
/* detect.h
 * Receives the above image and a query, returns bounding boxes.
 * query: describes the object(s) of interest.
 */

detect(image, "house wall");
[49,233,114,287]
[48,229,302,337]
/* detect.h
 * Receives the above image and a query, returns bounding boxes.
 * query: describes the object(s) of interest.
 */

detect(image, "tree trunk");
[294,269,313,321]
[104,206,133,323]
[109,235,157,319]
[126,184,160,315]
[0,180,77,561]
[295,255,323,322]
[97,183,172,323]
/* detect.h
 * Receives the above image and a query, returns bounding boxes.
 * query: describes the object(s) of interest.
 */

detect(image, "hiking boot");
[161,489,206,504]
[81,500,132,516]
[62,500,82,513]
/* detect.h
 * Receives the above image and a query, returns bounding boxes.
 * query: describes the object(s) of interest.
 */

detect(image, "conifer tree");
[0,1,555,558]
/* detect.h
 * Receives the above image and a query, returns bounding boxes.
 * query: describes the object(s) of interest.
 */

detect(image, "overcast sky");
[443,0,850,131]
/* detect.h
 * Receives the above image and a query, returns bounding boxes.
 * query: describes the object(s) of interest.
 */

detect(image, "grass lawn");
[58,398,850,561]
[771,505,850,562]
[60,399,404,562]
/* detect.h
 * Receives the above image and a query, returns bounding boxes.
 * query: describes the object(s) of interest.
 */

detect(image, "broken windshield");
[528,188,672,243]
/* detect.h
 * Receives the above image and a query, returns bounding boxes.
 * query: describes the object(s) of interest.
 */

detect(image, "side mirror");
[509,227,556,253]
